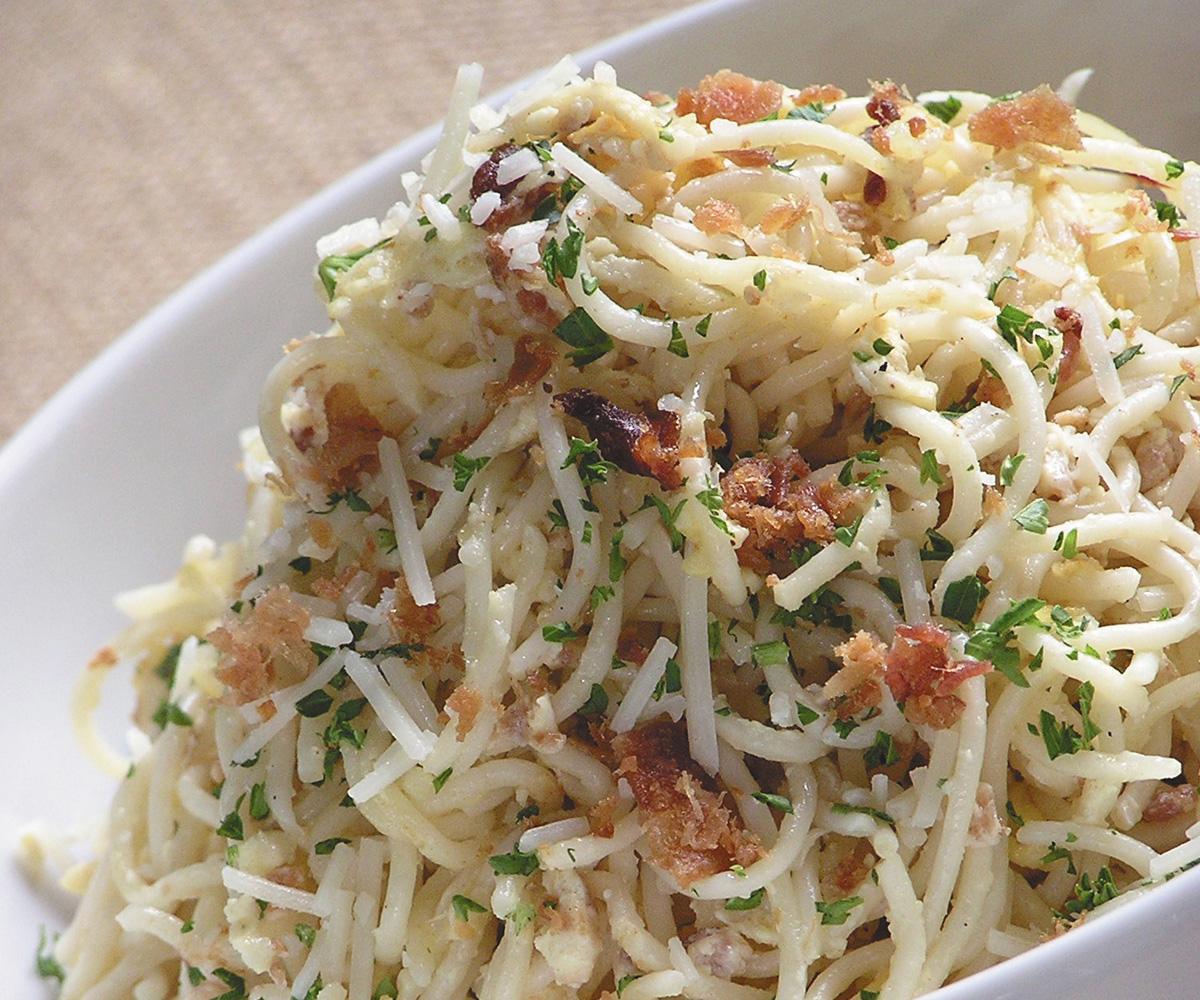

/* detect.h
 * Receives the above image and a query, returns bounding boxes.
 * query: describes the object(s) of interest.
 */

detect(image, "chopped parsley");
[248,782,270,822]
[212,968,248,1000]
[1054,528,1079,559]
[642,494,687,552]
[725,887,765,910]
[920,449,943,485]
[922,95,963,124]
[216,803,245,841]
[452,894,487,921]
[452,453,490,492]
[579,683,609,716]
[815,895,864,925]
[1112,343,1143,369]
[667,320,689,358]
[1166,159,1186,180]
[1058,866,1119,917]
[553,307,614,368]
[998,453,1025,487]
[295,923,317,947]
[314,837,350,856]
[752,792,794,814]
[325,488,371,513]
[752,268,768,291]
[562,437,617,486]
[508,902,537,934]
[963,597,1046,686]
[432,767,453,792]
[317,239,389,299]
[750,640,790,669]
[864,730,900,769]
[941,574,988,626]
[36,927,65,982]
[152,700,194,729]
[542,621,579,643]
[488,847,540,876]
[795,701,821,726]
[1013,497,1050,534]
[1155,200,1184,229]
[296,688,334,717]
[834,514,864,547]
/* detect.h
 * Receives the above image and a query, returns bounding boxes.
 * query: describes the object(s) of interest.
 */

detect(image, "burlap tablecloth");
[0,0,696,443]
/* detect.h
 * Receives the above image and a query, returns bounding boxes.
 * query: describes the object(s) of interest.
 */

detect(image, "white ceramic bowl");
[4,0,1198,993]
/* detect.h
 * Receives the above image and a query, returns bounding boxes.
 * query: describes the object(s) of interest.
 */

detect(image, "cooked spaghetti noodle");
[41,61,1200,1000]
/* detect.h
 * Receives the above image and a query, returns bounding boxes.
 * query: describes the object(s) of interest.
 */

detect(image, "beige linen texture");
[0,0,696,442]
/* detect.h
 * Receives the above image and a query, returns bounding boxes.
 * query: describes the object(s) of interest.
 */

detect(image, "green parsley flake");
[295,923,317,947]
[579,683,609,716]
[296,689,334,718]
[751,792,794,814]
[452,894,487,921]
[508,902,537,934]
[1013,497,1050,534]
[815,895,864,925]
[554,307,614,368]
[36,927,65,982]
[920,449,943,485]
[750,640,790,668]
[725,887,765,910]
[542,621,579,643]
[864,730,900,769]
[667,320,689,358]
[922,95,962,124]
[488,847,540,876]
[452,453,490,492]
[941,574,987,625]
[432,767,453,792]
[314,837,351,855]
[317,239,389,300]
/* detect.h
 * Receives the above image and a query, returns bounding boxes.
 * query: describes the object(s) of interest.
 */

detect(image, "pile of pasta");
[50,60,1200,1000]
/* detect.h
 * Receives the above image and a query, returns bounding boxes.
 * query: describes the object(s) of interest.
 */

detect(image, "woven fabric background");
[0,0,696,442]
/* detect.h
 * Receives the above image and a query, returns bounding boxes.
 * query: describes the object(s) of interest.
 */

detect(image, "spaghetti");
[42,61,1200,1000]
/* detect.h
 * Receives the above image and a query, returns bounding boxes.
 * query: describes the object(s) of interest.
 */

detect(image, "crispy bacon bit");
[1143,783,1197,823]
[908,117,927,138]
[302,383,384,491]
[796,84,846,107]
[1053,306,1083,383]
[588,793,620,838]
[470,143,557,233]
[826,838,875,895]
[208,587,316,704]
[385,576,440,646]
[612,717,762,886]
[694,198,744,235]
[446,684,484,740]
[968,85,1083,151]
[616,631,651,666]
[554,388,682,489]
[720,452,858,573]
[863,172,888,207]
[866,81,905,126]
[723,147,776,168]
[760,199,808,235]
[826,631,887,720]
[885,623,992,729]
[486,334,555,403]
[676,70,784,127]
